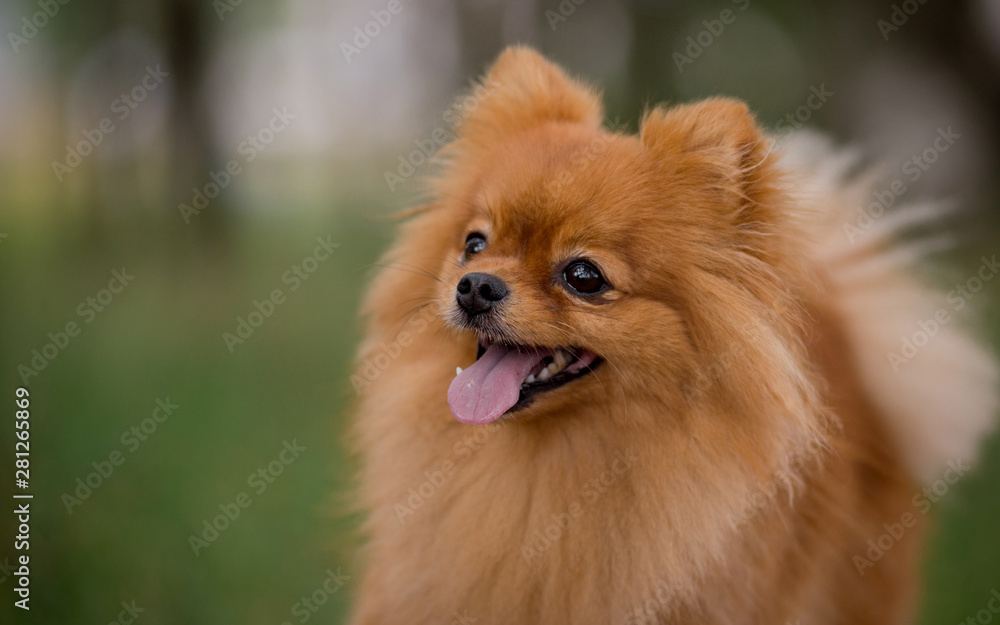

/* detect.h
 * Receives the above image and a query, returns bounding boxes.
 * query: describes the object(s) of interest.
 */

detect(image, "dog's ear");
[455,46,603,151]
[640,98,776,224]
[640,98,764,165]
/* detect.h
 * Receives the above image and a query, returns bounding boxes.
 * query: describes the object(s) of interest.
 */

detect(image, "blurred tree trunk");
[166,0,232,254]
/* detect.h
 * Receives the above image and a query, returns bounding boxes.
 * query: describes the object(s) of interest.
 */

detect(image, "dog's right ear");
[640,98,778,228]
[454,46,604,153]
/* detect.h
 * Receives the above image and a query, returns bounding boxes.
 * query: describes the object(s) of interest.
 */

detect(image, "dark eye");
[464,232,487,258]
[563,260,607,295]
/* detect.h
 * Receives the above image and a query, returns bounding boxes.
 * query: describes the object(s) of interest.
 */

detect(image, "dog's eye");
[563,261,607,295]
[465,232,487,258]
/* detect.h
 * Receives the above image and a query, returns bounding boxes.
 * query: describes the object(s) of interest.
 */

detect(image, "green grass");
[0,212,997,624]
[0,213,388,624]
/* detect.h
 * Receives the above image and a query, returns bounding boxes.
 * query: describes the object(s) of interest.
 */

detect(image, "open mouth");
[447,335,601,425]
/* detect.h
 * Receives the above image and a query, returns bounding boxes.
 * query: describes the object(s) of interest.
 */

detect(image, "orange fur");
[348,47,993,624]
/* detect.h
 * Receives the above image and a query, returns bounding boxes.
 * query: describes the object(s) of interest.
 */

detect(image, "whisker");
[399,295,437,307]
[392,301,432,327]
[540,306,622,323]
[371,261,445,284]
[423,255,464,271]
[598,356,631,426]
[540,320,631,427]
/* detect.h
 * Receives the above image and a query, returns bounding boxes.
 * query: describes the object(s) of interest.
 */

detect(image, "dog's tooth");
[554,350,568,368]
[526,374,536,383]
[456,367,463,376]
[538,367,552,382]
[543,357,567,377]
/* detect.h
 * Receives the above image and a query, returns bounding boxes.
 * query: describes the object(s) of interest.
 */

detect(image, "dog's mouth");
[447,334,601,424]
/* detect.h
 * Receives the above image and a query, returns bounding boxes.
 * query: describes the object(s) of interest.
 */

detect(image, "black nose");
[456,272,509,316]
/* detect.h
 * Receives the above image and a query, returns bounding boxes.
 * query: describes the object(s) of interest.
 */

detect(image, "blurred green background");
[1,0,999,623]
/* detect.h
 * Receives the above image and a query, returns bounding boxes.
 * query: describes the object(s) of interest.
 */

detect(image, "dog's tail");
[780,132,998,485]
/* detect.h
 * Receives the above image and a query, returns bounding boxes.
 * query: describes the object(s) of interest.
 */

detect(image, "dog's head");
[415,48,817,431]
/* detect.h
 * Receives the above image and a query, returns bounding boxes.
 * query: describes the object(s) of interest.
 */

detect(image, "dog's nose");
[456,272,509,316]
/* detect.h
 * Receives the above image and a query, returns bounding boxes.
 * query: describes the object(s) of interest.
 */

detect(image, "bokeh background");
[1,0,999,623]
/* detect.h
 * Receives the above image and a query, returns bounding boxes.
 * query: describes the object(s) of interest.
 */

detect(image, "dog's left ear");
[455,46,604,152]
[640,98,776,223]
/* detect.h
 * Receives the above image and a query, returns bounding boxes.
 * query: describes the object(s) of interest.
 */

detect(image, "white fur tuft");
[779,131,998,485]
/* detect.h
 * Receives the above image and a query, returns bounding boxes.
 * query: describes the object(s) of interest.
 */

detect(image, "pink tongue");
[448,344,548,424]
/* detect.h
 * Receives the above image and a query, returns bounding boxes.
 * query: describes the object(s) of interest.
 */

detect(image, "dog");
[348,46,997,624]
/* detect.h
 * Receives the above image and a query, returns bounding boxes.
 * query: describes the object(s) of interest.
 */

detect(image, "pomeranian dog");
[349,47,997,624]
